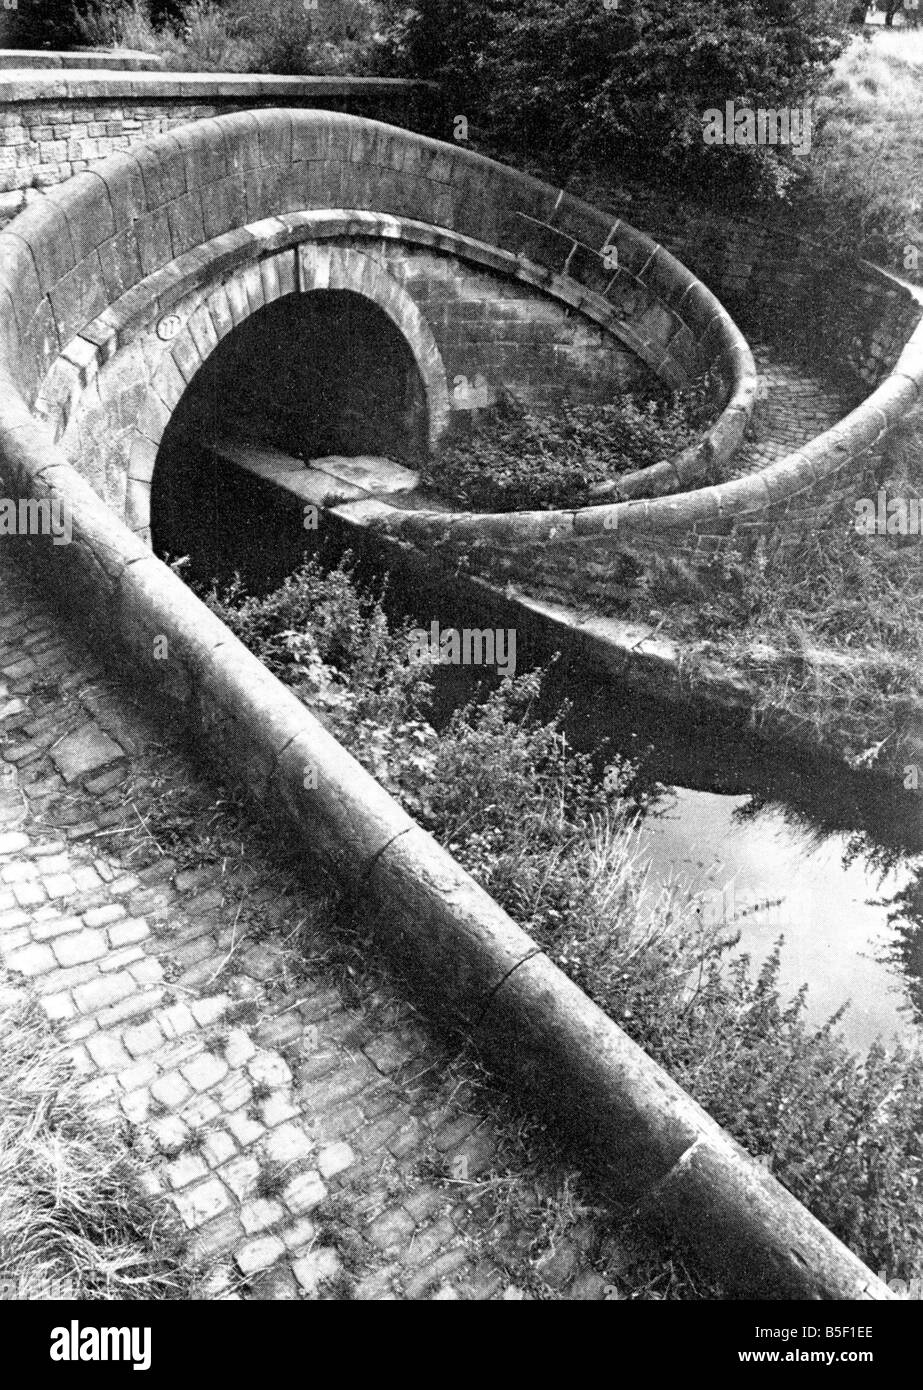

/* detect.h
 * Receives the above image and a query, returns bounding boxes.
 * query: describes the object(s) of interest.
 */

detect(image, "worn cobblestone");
[0,551,634,1300]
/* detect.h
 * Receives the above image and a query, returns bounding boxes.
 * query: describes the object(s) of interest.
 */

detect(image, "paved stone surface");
[730,343,859,479]
[0,548,636,1302]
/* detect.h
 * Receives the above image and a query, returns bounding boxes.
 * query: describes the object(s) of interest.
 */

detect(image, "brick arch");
[123,243,451,538]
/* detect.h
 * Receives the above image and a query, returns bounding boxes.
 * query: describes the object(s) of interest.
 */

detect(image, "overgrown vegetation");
[605,401,923,770]
[71,0,381,75]
[377,0,851,194]
[201,553,923,1283]
[420,383,715,512]
[800,26,923,275]
[0,980,194,1300]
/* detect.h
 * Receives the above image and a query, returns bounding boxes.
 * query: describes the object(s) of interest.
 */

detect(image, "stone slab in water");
[51,724,125,784]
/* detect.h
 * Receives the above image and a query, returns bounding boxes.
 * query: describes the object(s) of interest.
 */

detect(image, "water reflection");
[637,787,919,1052]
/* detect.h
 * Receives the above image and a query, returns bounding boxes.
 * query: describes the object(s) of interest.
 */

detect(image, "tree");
[379,0,854,185]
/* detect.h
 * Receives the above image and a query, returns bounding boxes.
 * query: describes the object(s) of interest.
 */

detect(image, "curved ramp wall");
[0,108,893,1301]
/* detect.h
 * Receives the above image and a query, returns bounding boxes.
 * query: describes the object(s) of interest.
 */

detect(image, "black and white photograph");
[0,0,919,1356]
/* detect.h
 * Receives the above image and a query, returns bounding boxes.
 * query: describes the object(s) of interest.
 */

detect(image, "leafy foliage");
[421,385,713,511]
[378,0,852,185]
[72,0,379,74]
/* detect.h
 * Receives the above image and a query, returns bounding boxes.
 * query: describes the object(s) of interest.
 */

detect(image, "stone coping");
[0,70,438,102]
[0,49,165,71]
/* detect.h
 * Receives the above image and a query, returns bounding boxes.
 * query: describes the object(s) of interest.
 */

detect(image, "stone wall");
[0,48,164,70]
[623,193,922,390]
[378,241,647,420]
[57,234,649,531]
[0,71,441,219]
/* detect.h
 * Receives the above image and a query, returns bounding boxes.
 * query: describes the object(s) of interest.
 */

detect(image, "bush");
[378,0,853,187]
[420,385,714,511]
[2,0,86,48]
[202,553,923,1283]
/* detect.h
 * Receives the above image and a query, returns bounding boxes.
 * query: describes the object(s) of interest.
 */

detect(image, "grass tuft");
[0,980,195,1300]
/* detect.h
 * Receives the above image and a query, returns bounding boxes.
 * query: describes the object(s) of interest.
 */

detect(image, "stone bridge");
[0,71,907,1301]
[2,105,756,549]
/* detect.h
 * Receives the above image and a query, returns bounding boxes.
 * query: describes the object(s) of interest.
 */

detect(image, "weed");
[0,980,197,1299]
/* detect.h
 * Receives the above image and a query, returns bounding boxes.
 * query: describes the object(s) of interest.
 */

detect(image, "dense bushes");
[0,0,85,49]
[377,0,853,188]
[419,384,714,511]
[202,553,923,1283]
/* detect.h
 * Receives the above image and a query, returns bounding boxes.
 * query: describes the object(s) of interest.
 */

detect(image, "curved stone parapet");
[0,108,756,541]
[2,103,919,578]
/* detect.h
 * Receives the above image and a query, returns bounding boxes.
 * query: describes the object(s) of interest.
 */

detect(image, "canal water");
[405,589,923,1056]
[638,788,915,1053]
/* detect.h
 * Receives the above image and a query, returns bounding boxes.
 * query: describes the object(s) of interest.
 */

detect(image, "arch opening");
[151,288,429,580]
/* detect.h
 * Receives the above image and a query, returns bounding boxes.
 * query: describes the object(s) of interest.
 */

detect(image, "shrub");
[420,385,714,512]
[378,0,853,188]
[201,557,439,817]
[73,0,380,74]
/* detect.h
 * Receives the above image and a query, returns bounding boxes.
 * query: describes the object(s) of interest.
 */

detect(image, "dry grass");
[805,29,923,270]
[0,977,195,1300]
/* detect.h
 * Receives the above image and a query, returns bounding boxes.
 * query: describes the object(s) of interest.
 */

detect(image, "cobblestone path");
[729,344,859,479]
[0,550,640,1301]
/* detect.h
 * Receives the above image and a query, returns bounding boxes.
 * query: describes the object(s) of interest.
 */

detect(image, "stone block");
[51,723,124,784]
[49,252,109,346]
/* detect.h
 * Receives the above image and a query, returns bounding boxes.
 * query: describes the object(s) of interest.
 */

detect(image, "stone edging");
[0,49,165,71]
[0,70,439,102]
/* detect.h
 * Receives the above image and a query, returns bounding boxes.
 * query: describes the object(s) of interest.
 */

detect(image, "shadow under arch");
[128,242,451,545]
[150,282,434,576]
